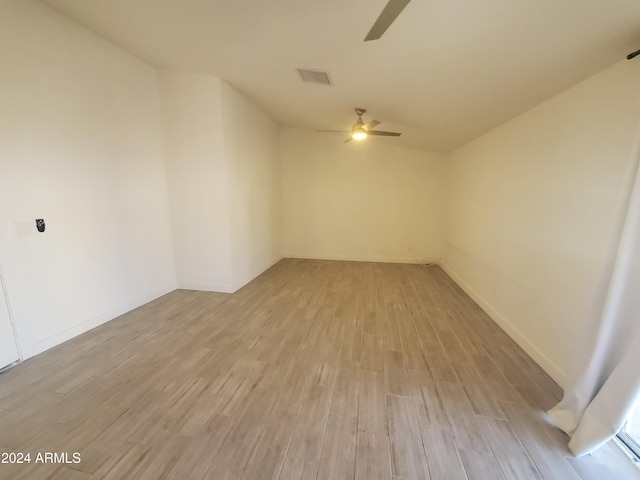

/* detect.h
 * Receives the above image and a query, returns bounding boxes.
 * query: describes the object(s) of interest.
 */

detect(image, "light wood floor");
[0,259,638,480]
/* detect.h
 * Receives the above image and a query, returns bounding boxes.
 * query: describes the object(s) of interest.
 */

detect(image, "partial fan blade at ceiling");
[367,130,401,136]
[344,137,352,143]
[363,120,381,131]
[316,130,350,133]
[364,0,412,41]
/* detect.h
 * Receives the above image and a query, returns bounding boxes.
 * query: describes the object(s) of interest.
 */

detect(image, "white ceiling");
[43,0,640,153]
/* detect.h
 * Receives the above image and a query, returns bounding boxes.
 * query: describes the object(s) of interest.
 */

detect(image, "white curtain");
[548,139,640,456]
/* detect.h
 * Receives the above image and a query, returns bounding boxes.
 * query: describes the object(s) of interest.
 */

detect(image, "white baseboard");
[27,284,177,359]
[439,261,567,388]
[284,253,438,265]
[177,280,235,293]
[177,256,283,294]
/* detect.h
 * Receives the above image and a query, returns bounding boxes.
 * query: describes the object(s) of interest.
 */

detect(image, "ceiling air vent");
[296,68,332,86]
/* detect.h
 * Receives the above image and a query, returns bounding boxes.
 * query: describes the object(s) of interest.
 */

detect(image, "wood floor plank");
[459,450,507,480]
[421,428,467,480]
[452,362,506,419]
[397,316,429,370]
[361,333,384,372]
[202,389,278,480]
[409,311,440,348]
[489,345,538,388]
[515,385,558,411]
[0,404,65,449]
[471,354,526,404]
[499,402,580,480]
[49,403,127,468]
[355,431,392,480]
[424,347,458,382]
[380,320,403,352]
[408,369,450,431]
[316,360,360,480]
[341,326,363,363]
[358,369,387,434]
[17,421,73,453]
[506,345,564,402]
[125,433,191,480]
[241,385,307,480]
[278,385,333,480]
[8,463,93,480]
[384,351,412,397]
[165,415,234,480]
[435,380,492,454]
[477,416,543,480]
[387,394,430,480]
[437,330,471,364]
[316,411,358,480]
[310,361,339,388]
[91,442,151,480]
[569,439,640,480]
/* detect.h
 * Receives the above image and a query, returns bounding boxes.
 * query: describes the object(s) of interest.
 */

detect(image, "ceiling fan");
[317,108,402,143]
[364,0,412,41]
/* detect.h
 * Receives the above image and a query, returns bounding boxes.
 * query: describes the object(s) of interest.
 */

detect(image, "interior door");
[0,271,19,369]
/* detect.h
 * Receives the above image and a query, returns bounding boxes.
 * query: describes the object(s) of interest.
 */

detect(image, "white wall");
[0,0,177,359]
[158,72,234,292]
[159,75,282,293]
[221,82,282,290]
[281,128,446,263]
[442,60,640,385]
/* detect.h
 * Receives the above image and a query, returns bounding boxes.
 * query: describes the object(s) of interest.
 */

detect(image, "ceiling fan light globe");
[352,124,368,140]
[352,131,367,140]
